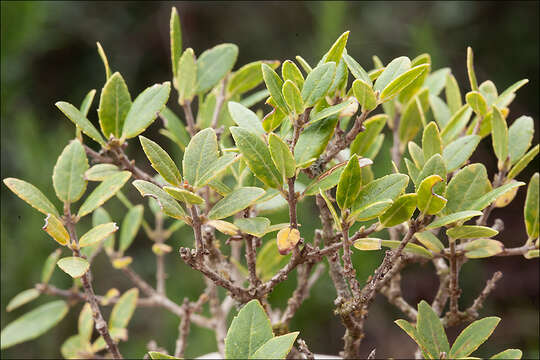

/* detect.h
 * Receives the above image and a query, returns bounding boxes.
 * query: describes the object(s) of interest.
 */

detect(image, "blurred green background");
[1,1,538,358]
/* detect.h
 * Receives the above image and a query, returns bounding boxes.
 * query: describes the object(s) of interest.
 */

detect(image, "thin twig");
[466,271,503,318]
[182,100,197,136]
[210,77,228,130]
[449,240,460,318]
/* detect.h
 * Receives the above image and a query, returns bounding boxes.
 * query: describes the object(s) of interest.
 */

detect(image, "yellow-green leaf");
[380,240,433,259]
[234,217,270,238]
[425,210,483,230]
[119,205,144,253]
[109,288,138,329]
[42,214,69,246]
[466,91,488,117]
[140,135,182,187]
[343,53,372,85]
[57,257,90,278]
[380,64,429,101]
[250,332,300,359]
[417,175,447,215]
[228,101,266,136]
[229,60,280,96]
[447,225,498,239]
[196,43,238,94]
[417,300,450,358]
[374,56,411,93]
[41,249,62,284]
[294,117,338,166]
[84,164,120,181]
[281,60,304,89]
[324,31,349,64]
[445,73,462,115]
[262,63,288,113]
[208,187,265,220]
[0,300,69,350]
[268,133,296,179]
[524,173,539,239]
[443,135,481,173]
[415,231,444,252]
[132,180,187,221]
[507,144,539,180]
[77,171,131,217]
[6,289,40,312]
[176,48,197,105]
[96,42,111,81]
[490,349,523,360]
[508,116,534,165]
[445,164,491,214]
[464,239,503,258]
[469,181,525,211]
[78,303,94,342]
[449,317,500,358]
[164,186,204,205]
[183,128,219,185]
[440,104,473,144]
[352,79,377,111]
[395,319,430,359]
[319,189,341,231]
[282,80,304,116]
[309,98,356,124]
[466,47,478,91]
[301,62,336,107]
[121,82,171,139]
[336,154,362,210]
[422,122,442,160]
[379,193,417,227]
[55,101,107,147]
[52,140,89,203]
[491,106,509,167]
[170,7,182,77]
[98,72,132,138]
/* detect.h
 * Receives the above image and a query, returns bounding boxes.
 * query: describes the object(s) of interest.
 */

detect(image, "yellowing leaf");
[276,227,301,255]
[109,288,138,329]
[52,140,89,203]
[42,214,69,246]
[57,257,90,278]
[77,171,131,217]
[207,220,240,236]
[140,135,182,187]
[3,178,59,217]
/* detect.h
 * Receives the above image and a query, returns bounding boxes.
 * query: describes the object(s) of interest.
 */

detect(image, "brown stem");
[341,220,360,296]
[244,235,260,287]
[174,299,191,358]
[211,77,228,130]
[64,207,122,359]
[189,205,205,262]
[466,271,503,318]
[380,273,417,321]
[182,100,197,136]
[449,240,460,317]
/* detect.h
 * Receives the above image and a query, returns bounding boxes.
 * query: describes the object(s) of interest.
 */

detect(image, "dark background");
[1,1,539,358]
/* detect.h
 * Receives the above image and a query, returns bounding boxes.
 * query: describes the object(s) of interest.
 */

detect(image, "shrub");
[1,6,538,359]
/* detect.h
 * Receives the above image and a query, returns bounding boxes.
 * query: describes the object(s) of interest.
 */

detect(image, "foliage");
[1,6,538,359]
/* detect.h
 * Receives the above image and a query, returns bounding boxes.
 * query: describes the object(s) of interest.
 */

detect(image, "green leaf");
[324,31,349,64]
[256,238,291,281]
[443,135,481,173]
[303,162,346,196]
[85,164,120,181]
[467,47,478,91]
[208,187,265,220]
[405,158,420,186]
[445,73,462,115]
[352,200,393,222]
[230,127,282,188]
[229,60,280,96]
[417,300,450,358]
[164,186,205,205]
[261,63,288,113]
[425,68,450,96]
[469,181,525,211]
[98,72,132,138]
[268,133,296,179]
[77,171,131,217]
[228,101,266,136]
[464,239,503,258]
[52,140,89,203]
[132,180,187,221]
[294,117,338,166]
[281,60,304,90]
[170,7,182,77]
[262,102,287,132]
[479,80,498,107]
[78,302,94,342]
[417,175,447,215]
[1,300,69,350]
[196,153,240,188]
[61,335,90,360]
[416,154,446,188]
[352,79,377,111]
[380,240,433,259]
[379,193,417,227]
[441,105,474,144]
[351,174,409,221]
[149,351,181,359]
[429,95,451,129]
[445,164,491,214]
[109,288,138,329]
[415,231,444,252]
[80,89,97,117]
[350,114,387,157]
[79,222,118,248]
[507,144,539,180]
[119,205,144,253]
[399,89,429,144]
[449,317,501,358]
[183,128,219,185]
[3,178,59,216]
[408,142,425,169]
[41,249,62,284]
[425,211,483,230]
[508,116,534,165]
[353,238,383,250]
[380,64,429,101]
[55,101,107,147]
[524,173,539,239]
[176,48,197,105]
[466,91,488,117]
[374,56,411,92]
[309,98,356,124]
[96,42,111,80]
[490,349,523,359]
[319,189,342,230]
[140,136,182,187]
[491,106,509,166]
[422,122,442,160]
[447,225,498,239]
[196,43,238,93]
[295,55,312,74]
[159,107,191,151]
[224,299,274,359]
[395,319,430,358]
[336,154,362,210]
[57,257,89,278]
[91,328,127,353]
[91,207,115,253]
[235,217,271,237]
[282,80,304,115]
[42,214,69,246]
[250,332,299,359]
[343,53,372,85]
[301,62,336,107]
[6,289,40,312]
[121,82,171,139]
